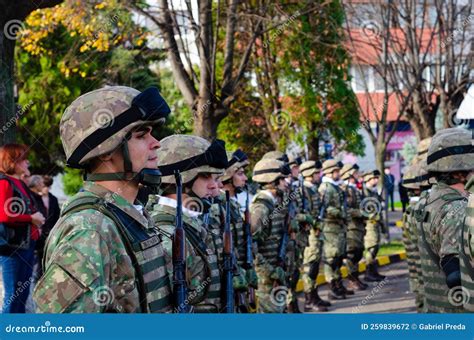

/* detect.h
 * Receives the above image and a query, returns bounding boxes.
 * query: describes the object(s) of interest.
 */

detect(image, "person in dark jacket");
[398,174,409,213]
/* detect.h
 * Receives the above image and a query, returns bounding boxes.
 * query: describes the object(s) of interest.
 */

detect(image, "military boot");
[305,292,328,312]
[311,288,331,308]
[329,280,346,300]
[337,278,354,295]
[372,262,386,281]
[287,299,302,313]
[365,263,383,282]
[347,273,368,290]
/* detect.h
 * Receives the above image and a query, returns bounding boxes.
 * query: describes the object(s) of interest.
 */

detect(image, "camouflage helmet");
[402,163,420,190]
[262,150,289,163]
[156,134,227,185]
[322,159,341,176]
[426,128,474,172]
[221,149,249,182]
[60,86,170,168]
[252,159,290,184]
[417,137,432,157]
[300,160,321,177]
[340,163,357,181]
[363,170,380,183]
[288,155,303,168]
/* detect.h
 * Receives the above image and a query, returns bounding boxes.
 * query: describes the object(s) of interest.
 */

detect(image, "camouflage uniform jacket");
[33,181,172,313]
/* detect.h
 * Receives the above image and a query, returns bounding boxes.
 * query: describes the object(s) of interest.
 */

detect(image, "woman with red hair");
[0,144,45,313]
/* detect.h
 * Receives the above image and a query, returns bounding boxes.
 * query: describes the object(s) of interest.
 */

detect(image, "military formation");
[31,85,473,313]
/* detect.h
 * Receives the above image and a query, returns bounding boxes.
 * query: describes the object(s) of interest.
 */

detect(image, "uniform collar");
[152,200,204,233]
[83,181,151,229]
[157,195,202,218]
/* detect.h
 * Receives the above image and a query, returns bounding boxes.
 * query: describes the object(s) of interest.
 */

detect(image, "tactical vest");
[229,198,246,266]
[252,193,285,267]
[412,191,430,306]
[154,212,222,313]
[417,187,466,313]
[61,196,172,313]
[460,202,474,311]
[319,182,346,223]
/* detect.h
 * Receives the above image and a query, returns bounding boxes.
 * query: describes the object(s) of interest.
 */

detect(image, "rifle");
[222,190,235,313]
[243,185,256,310]
[173,171,190,313]
[318,188,328,222]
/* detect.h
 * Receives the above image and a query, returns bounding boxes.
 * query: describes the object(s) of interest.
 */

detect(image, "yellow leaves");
[94,2,107,10]
[80,71,87,78]
[79,44,90,53]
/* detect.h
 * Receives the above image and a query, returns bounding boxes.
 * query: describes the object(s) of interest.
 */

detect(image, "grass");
[377,241,405,256]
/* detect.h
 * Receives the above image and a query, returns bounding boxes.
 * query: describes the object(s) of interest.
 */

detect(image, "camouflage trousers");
[322,221,346,282]
[364,219,381,264]
[285,235,304,304]
[345,219,365,275]
[302,228,323,292]
[254,271,286,313]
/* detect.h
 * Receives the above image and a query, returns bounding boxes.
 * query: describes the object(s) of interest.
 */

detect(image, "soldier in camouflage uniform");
[148,134,228,313]
[300,160,331,312]
[362,170,386,282]
[340,163,368,291]
[33,86,173,313]
[319,160,353,300]
[462,170,474,312]
[401,162,424,310]
[417,128,471,313]
[250,158,294,313]
[221,149,258,312]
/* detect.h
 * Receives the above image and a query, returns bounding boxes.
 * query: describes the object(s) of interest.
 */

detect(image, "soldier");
[362,170,386,282]
[149,134,228,313]
[250,158,294,313]
[401,163,424,311]
[319,160,352,300]
[462,166,474,312]
[33,86,173,313]
[417,128,471,313]
[340,163,368,291]
[300,160,331,312]
[262,150,289,163]
[221,150,258,312]
[409,137,433,313]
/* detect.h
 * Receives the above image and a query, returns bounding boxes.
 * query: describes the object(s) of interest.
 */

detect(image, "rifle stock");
[222,191,234,313]
[243,186,256,310]
[173,171,190,313]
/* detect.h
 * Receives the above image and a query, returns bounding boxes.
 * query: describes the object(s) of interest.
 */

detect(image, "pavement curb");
[295,251,406,292]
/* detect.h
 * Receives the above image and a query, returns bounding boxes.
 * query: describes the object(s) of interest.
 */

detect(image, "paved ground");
[300,261,416,314]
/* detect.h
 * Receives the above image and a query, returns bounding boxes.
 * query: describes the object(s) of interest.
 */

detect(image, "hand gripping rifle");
[222,190,235,313]
[173,171,190,313]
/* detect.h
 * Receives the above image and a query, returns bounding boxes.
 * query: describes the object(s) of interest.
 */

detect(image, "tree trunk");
[0,28,16,145]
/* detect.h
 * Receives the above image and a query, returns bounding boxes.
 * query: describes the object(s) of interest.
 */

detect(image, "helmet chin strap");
[85,140,162,190]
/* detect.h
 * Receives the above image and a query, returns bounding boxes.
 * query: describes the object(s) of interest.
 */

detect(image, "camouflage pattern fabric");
[301,181,323,292]
[319,181,346,282]
[363,186,382,264]
[150,201,222,313]
[461,176,474,311]
[250,190,286,313]
[402,198,418,293]
[342,183,365,275]
[418,182,467,313]
[33,181,172,313]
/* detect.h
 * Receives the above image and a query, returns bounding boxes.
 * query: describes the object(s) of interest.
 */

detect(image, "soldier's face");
[211,175,223,197]
[127,126,160,172]
[312,171,321,184]
[332,169,340,181]
[277,177,289,191]
[192,173,218,199]
[232,168,247,188]
[291,166,300,178]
